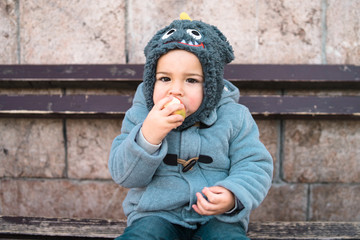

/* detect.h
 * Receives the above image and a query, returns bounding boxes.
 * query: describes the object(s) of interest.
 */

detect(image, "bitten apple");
[164,97,186,118]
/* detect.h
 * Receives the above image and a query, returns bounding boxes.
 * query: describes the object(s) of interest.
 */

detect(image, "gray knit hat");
[143,13,234,130]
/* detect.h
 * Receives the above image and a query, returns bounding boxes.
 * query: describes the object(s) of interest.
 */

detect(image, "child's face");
[154,49,204,117]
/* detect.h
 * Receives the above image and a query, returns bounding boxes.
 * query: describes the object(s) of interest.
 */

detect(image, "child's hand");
[142,96,185,145]
[192,186,235,216]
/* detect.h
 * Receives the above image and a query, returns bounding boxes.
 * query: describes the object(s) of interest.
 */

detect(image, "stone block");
[19,0,126,63]
[0,118,65,178]
[256,120,278,180]
[310,184,360,221]
[179,0,258,64]
[251,184,307,221]
[126,0,182,63]
[283,120,360,183]
[66,119,122,179]
[256,0,322,64]
[0,0,18,63]
[0,179,127,219]
[127,0,259,64]
[326,0,360,64]
[128,0,321,64]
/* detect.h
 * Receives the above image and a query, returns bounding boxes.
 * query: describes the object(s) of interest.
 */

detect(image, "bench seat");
[1,216,359,240]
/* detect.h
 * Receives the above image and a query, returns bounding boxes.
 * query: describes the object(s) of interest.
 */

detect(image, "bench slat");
[1,95,359,119]
[0,216,125,239]
[1,64,359,88]
[247,221,360,239]
[0,64,144,80]
[1,216,359,240]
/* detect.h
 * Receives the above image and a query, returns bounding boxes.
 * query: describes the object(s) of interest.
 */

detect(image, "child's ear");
[211,25,234,64]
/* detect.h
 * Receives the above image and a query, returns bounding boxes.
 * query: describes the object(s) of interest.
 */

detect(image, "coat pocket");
[136,175,190,212]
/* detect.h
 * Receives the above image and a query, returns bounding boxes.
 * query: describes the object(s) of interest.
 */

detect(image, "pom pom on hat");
[180,12,192,21]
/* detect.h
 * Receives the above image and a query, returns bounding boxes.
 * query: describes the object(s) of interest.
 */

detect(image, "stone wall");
[1,0,359,222]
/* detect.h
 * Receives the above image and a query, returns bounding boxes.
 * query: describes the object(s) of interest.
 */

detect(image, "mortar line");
[321,0,328,64]
[255,0,259,61]
[15,0,21,63]
[306,184,312,221]
[278,118,285,183]
[125,0,130,63]
[277,89,285,183]
[62,119,68,178]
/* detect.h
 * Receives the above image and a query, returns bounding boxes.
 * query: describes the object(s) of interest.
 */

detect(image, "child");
[109,13,273,240]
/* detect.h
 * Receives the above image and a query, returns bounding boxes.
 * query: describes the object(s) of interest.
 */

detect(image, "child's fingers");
[193,202,210,215]
[167,114,185,123]
[162,103,185,118]
[196,192,210,206]
[193,192,217,215]
[153,96,173,110]
[206,186,226,194]
[163,104,184,116]
[193,186,236,215]
[202,187,219,204]
[205,186,236,213]
[192,204,208,215]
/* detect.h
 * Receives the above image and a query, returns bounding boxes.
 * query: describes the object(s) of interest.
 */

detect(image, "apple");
[164,97,186,118]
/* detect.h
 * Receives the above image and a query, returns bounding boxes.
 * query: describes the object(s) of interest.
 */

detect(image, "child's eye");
[186,78,199,83]
[159,77,171,82]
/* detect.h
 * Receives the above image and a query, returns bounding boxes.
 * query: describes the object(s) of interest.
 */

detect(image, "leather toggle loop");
[177,157,199,172]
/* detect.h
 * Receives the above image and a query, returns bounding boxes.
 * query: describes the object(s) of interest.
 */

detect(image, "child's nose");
[169,81,184,96]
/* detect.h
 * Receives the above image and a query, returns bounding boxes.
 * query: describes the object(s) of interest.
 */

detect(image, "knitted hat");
[143,12,234,130]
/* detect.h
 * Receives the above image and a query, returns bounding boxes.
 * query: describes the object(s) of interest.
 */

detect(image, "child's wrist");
[136,128,162,154]
[225,197,244,215]
[141,124,163,145]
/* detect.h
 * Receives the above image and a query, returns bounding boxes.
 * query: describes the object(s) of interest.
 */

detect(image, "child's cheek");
[186,95,203,115]
[152,86,165,106]
[153,95,161,106]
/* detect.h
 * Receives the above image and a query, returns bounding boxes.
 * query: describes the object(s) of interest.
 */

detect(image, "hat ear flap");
[211,25,234,64]
[144,31,163,57]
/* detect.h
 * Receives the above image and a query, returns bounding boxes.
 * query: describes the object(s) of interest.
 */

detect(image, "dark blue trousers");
[115,216,249,240]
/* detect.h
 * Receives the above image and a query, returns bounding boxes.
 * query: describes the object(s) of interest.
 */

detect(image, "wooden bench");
[1,216,359,240]
[1,65,360,239]
[1,64,360,119]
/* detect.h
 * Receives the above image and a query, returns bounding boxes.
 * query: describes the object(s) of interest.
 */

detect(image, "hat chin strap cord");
[177,157,199,172]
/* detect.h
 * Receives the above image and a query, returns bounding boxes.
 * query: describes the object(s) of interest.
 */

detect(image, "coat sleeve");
[215,106,273,222]
[108,86,168,188]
